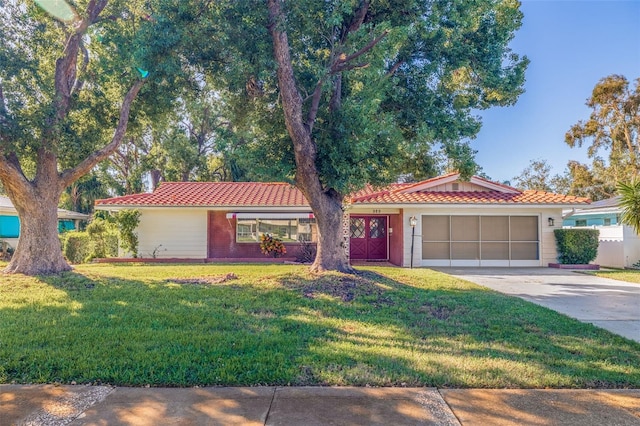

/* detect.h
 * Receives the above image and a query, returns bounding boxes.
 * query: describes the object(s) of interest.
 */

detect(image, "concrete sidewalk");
[2,385,639,425]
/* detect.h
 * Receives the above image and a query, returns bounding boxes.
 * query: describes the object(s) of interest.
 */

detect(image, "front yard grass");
[591,269,640,284]
[1,263,639,388]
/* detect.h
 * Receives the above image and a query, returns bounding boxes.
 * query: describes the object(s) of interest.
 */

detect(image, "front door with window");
[350,216,388,260]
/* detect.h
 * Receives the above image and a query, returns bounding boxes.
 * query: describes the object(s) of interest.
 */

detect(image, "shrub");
[295,239,317,263]
[554,228,599,264]
[62,221,119,264]
[112,209,141,257]
[86,219,118,260]
[61,231,92,264]
[260,233,286,258]
[0,239,14,261]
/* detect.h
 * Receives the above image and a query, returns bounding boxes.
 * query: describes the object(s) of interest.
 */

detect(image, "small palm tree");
[618,179,640,233]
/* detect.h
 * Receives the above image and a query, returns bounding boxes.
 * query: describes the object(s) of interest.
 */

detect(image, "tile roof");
[95,177,591,208]
[348,189,591,205]
[95,182,309,207]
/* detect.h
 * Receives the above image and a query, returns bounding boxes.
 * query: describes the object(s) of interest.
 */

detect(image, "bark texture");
[3,188,70,275]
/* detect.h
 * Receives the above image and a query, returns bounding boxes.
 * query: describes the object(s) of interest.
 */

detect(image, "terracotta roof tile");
[349,189,591,205]
[96,179,591,208]
[96,182,309,207]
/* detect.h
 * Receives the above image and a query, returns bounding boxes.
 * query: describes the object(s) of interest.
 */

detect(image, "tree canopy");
[565,75,640,199]
[511,159,570,193]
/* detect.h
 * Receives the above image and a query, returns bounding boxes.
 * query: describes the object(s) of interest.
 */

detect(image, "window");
[350,218,365,238]
[58,220,76,233]
[236,217,317,243]
[604,218,611,226]
[0,216,20,238]
[575,219,587,227]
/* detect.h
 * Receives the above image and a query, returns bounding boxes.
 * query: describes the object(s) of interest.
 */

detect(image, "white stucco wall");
[402,207,563,268]
[133,208,208,258]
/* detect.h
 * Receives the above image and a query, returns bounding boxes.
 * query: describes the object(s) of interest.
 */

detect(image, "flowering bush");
[260,233,287,258]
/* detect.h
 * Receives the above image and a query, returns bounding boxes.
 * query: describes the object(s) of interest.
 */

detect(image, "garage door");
[421,215,539,267]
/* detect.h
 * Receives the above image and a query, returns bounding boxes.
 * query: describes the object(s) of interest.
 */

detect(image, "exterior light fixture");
[409,216,417,268]
[548,217,555,227]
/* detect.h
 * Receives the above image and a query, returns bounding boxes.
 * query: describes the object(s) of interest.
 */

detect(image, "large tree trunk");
[309,190,351,273]
[267,0,353,274]
[4,188,70,275]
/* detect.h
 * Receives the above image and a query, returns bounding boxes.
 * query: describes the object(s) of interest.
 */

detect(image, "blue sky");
[472,0,640,183]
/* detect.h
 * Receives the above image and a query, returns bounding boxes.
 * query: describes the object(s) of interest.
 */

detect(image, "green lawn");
[591,269,640,284]
[1,263,639,388]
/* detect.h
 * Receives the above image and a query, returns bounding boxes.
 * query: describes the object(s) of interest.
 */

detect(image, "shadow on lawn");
[0,268,639,390]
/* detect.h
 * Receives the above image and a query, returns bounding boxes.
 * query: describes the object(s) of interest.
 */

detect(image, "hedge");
[61,230,118,264]
[554,228,599,264]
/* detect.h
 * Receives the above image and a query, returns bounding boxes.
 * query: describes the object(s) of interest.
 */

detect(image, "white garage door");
[421,215,540,267]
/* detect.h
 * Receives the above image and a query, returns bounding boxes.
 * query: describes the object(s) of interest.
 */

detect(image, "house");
[95,173,590,267]
[563,196,640,268]
[0,196,89,249]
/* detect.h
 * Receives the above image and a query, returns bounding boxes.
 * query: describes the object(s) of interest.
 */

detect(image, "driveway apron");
[434,267,640,343]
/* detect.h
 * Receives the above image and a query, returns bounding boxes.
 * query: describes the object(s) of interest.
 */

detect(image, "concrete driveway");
[434,267,640,343]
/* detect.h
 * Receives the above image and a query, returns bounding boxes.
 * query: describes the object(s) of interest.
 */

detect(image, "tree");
[565,75,640,190]
[564,160,617,201]
[512,159,570,194]
[172,0,526,272]
[60,173,110,214]
[255,0,528,272]
[0,0,181,274]
[618,179,640,234]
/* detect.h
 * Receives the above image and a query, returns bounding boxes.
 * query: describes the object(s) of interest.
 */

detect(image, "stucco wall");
[402,207,563,267]
[135,209,208,258]
[388,213,403,266]
[207,211,313,261]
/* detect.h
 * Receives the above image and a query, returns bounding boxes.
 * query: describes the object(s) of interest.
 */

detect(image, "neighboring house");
[95,173,590,267]
[563,196,640,268]
[0,196,89,249]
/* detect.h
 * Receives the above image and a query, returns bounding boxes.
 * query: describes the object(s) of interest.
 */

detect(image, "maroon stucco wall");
[207,211,314,261]
[389,212,403,266]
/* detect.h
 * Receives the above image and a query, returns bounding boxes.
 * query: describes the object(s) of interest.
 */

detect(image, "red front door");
[350,216,388,260]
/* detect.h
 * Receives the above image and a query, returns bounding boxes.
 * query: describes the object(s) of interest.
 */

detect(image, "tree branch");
[48,0,109,136]
[331,30,389,73]
[0,82,9,145]
[72,39,90,94]
[345,1,370,39]
[0,82,6,116]
[306,77,327,131]
[59,79,145,189]
[332,61,370,74]
[0,153,31,199]
[386,60,404,77]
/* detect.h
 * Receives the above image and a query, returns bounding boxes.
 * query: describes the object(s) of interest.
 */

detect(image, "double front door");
[349,216,388,260]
